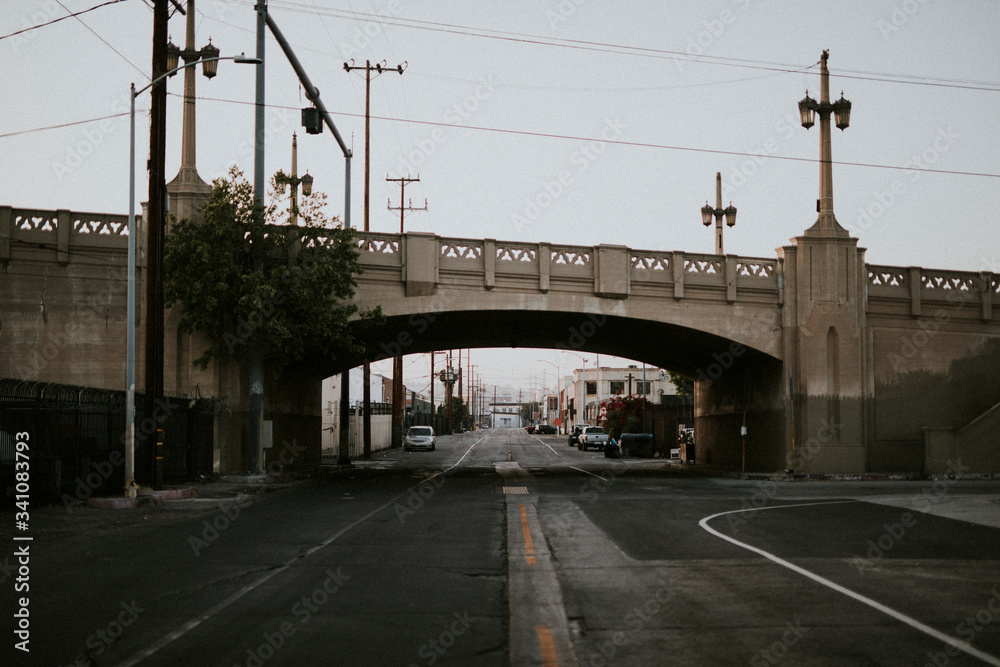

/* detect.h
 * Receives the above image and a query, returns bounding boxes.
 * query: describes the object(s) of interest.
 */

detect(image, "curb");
[86,487,198,509]
[697,468,996,482]
[87,495,160,509]
[141,488,199,501]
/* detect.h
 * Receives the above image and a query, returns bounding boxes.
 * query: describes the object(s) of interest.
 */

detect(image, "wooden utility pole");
[387,173,426,445]
[446,351,454,433]
[143,0,172,488]
[342,59,404,231]
[386,175,427,232]
[343,59,404,454]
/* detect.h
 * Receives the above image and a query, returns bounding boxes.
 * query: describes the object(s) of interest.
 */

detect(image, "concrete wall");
[866,266,1000,472]
[321,410,392,458]
[0,207,322,478]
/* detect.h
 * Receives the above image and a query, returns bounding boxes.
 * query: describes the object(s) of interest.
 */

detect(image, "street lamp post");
[560,350,589,429]
[537,359,560,434]
[126,52,260,492]
[797,49,852,233]
[275,132,314,225]
[701,172,737,255]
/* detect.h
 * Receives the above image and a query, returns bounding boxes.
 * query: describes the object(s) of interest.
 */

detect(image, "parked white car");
[404,426,436,452]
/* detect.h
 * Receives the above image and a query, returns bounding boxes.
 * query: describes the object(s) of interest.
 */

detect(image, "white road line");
[438,434,487,475]
[535,438,560,456]
[115,435,488,667]
[570,465,606,479]
[699,501,1000,666]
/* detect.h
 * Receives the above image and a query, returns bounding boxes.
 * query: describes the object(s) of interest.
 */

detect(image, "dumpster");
[619,433,654,458]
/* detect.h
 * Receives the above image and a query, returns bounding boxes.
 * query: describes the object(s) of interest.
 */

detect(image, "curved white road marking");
[699,501,1000,666]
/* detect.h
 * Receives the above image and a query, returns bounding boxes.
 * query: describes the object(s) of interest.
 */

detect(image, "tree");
[164,166,381,372]
[520,400,540,425]
[447,395,468,432]
[666,371,694,400]
[600,394,650,440]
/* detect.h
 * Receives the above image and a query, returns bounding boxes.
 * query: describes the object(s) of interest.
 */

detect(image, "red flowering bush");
[599,395,651,440]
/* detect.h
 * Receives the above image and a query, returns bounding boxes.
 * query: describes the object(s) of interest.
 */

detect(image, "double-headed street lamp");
[166,35,221,78]
[275,133,314,226]
[700,172,737,255]
[797,49,852,232]
[126,51,260,491]
[537,359,561,433]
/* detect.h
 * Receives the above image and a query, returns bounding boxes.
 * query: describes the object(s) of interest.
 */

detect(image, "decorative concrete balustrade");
[354,231,782,304]
[0,206,130,265]
[868,264,997,321]
[2,207,995,324]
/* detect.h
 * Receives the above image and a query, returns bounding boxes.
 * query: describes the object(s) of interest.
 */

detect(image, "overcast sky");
[3,0,998,398]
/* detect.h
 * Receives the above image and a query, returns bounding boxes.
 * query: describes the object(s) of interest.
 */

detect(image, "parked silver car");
[404,426,436,452]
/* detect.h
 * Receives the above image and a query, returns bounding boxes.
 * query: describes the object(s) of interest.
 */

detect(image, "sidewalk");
[25,472,315,542]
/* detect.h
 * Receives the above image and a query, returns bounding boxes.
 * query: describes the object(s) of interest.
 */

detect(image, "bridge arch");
[328,304,789,472]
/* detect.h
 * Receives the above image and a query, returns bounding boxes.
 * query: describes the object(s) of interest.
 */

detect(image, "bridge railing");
[355,231,782,303]
[0,206,130,264]
[867,264,998,320]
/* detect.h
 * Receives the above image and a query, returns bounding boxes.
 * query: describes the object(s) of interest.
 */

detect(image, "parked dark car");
[568,425,583,447]
[534,424,557,435]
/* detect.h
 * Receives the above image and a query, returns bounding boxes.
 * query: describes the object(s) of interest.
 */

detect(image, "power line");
[235,0,1000,91]
[5,93,993,180]
[53,0,150,79]
[0,0,127,40]
[0,112,133,140]
[162,92,1000,180]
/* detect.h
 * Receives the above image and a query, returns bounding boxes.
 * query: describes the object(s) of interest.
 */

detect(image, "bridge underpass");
[327,308,789,471]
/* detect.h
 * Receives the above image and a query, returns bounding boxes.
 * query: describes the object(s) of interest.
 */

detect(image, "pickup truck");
[577,426,609,452]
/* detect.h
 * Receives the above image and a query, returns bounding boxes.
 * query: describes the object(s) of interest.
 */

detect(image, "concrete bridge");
[2,205,999,475]
[346,228,1000,474]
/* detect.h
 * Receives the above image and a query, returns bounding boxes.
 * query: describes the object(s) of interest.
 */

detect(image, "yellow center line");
[518,503,536,565]
[535,625,560,666]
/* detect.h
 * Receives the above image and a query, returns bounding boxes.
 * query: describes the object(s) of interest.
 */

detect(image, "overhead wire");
[224,0,1000,91]
[159,92,1000,180]
[0,0,128,40]
[52,0,149,80]
[0,112,134,140]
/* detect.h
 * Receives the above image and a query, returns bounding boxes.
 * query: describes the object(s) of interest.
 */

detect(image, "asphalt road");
[6,427,1000,666]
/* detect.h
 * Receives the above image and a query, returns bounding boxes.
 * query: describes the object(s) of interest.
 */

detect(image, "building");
[490,401,522,428]
[563,365,676,431]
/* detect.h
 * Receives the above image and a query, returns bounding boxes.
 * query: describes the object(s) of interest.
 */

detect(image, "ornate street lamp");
[797,49,852,234]
[275,133,315,225]
[701,172,737,255]
[166,35,220,78]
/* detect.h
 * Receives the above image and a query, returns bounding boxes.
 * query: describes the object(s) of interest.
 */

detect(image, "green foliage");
[599,394,650,440]
[448,395,468,431]
[164,166,381,371]
[520,401,540,424]
[666,371,694,399]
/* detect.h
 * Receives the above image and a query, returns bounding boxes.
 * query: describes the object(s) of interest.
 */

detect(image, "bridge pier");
[694,355,786,471]
[778,230,869,473]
